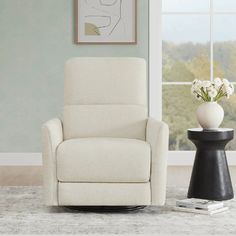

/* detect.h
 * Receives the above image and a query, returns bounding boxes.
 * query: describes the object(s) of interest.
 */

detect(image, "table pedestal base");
[188,149,234,201]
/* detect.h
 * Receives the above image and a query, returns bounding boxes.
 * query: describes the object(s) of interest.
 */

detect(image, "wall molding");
[0,152,235,166]
[149,0,162,119]
[0,153,42,166]
[168,151,236,166]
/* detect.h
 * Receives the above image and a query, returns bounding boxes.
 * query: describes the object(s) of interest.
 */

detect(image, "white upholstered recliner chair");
[42,57,169,207]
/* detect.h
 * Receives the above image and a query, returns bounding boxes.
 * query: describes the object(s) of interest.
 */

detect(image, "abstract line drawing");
[84,0,122,36]
[76,0,136,44]
[99,0,119,7]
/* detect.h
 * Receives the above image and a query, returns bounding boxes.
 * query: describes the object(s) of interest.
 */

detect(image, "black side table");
[187,128,234,201]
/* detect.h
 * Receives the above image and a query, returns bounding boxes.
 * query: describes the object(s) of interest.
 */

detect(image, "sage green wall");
[0,0,149,152]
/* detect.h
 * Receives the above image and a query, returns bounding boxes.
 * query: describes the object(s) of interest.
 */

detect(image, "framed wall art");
[75,0,137,44]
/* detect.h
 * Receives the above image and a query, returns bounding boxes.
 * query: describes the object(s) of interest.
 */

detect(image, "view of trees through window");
[162,0,236,150]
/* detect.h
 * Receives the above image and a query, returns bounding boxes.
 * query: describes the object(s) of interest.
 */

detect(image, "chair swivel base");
[64,206,146,213]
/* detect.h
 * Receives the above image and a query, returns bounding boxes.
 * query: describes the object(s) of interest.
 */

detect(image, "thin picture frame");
[75,0,137,44]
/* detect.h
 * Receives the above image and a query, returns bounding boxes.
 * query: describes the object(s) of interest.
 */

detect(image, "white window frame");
[149,0,236,165]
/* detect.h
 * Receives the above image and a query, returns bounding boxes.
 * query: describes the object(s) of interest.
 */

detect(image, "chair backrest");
[63,57,148,140]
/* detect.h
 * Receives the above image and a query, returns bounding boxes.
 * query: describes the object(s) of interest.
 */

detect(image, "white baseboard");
[168,151,236,166]
[0,153,42,166]
[0,151,235,166]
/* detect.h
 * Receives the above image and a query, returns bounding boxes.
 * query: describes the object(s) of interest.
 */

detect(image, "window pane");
[163,0,210,12]
[220,94,236,150]
[163,85,236,151]
[163,15,210,82]
[163,85,198,150]
[214,0,236,12]
[214,15,236,82]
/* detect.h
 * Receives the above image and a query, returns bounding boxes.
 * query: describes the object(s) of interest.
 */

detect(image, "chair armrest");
[146,118,169,205]
[42,118,63,206]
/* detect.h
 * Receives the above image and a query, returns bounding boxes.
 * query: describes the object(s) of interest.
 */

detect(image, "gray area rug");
[0,186,236,235]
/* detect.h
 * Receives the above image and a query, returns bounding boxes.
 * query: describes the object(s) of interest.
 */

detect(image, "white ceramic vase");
[196,102,224,130]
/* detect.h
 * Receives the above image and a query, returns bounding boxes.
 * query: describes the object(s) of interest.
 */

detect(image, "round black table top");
[188,128,234,141]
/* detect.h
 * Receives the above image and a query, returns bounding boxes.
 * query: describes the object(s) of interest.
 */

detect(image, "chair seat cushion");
[57,138,151,183]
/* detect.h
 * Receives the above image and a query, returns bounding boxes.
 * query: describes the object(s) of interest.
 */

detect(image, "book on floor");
[176,198,224,210]
[174,198,228,215]
[173,206,229,215]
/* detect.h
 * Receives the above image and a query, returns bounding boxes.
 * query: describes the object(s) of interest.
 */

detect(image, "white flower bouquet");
[191,78,234,102]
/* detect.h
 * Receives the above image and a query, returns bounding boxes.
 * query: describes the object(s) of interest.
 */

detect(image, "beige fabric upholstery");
[42,58,169,207]
[42,118,63,206]
[57,138,151,183]
[63,105,147,140]
[146,118,169,205]
[64,57,147,105]
[58,183,151,206]
[63,57,147,140]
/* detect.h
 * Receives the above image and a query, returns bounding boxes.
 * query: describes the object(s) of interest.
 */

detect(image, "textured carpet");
[0,186,236,235]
